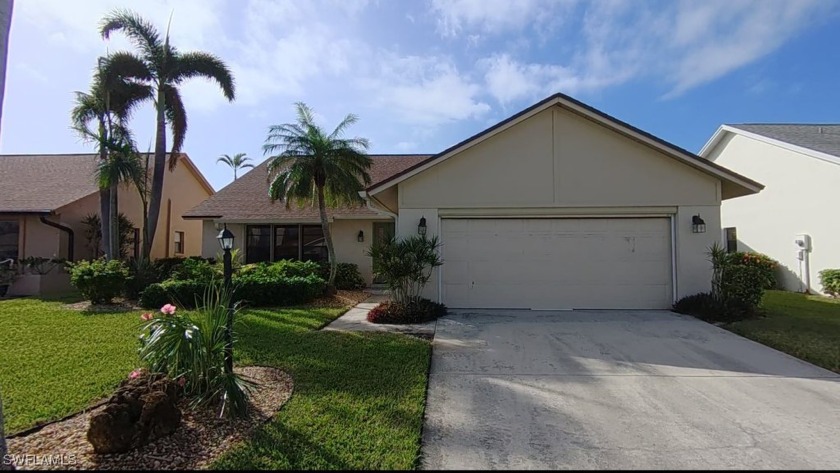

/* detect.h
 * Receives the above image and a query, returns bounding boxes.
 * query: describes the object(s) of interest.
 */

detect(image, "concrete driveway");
[421,310,840,470]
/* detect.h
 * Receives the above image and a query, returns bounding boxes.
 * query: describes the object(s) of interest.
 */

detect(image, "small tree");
[367,235,443,305]
[82,213,136,259]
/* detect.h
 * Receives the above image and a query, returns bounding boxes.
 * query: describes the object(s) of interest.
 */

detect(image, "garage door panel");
[441,218,672,310]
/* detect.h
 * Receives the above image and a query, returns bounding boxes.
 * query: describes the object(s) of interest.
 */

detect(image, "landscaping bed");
[7,367,292,470]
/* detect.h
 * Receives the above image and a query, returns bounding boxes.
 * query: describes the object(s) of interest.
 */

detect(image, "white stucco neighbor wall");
[394,105,725,303]
[707,133,839,293]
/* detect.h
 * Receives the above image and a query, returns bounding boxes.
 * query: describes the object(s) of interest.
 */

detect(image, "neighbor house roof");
[0,153,212,214]
[367,93,764,200]
[700,124,840,166]
[183,154,430,221]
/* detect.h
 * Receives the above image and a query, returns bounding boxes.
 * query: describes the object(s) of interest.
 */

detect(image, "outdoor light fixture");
[217,224,235,250]
[357,230,365,242]
[692,215,706,234]
[418,216,427,236]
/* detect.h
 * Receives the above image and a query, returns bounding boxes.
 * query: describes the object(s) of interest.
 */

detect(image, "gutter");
[39,216,74,261]
[360,191,398,220]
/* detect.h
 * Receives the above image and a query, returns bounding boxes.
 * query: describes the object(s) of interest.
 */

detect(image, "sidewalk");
[323,292,437,338]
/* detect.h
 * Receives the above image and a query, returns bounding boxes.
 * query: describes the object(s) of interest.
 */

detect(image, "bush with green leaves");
[239,259,320,280]
[68,258,129,304]
[139,273,326,309]
[367,297,447,324]
[138,284,254,417]
[124,258,162,300]
[170,257,218,282]
[318,262,365,290]
[727,252,778,290]
[367,235,443,305]
[819,269,840,297]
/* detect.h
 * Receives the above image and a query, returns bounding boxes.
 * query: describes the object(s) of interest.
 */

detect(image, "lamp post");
[216,224,235,375]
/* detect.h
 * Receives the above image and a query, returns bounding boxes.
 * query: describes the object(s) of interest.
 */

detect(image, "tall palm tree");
[264,102,372,292]
[100,9,235,259]
[0,0,12,466]
[72,55,151,259]
[217,152,254,180]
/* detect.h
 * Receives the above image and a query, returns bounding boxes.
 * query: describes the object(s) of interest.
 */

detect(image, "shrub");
[125,258,163,300]
[154,257,188,280]
[170,257,217,282]
[727,252,778,290]
[673,292,727,322]
[720,263,767,311]
[138,286,254,418]
[318,262,365,290]
[139,273,326,309]
[819,269,840,297]
[367,235,443,305]
[68,258,129,304]
[367,297,447,324]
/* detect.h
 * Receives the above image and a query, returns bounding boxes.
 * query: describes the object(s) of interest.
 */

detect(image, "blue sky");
[3,0,839,191]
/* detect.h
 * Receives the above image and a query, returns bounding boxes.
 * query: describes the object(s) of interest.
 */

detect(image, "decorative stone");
[87,372,181,454]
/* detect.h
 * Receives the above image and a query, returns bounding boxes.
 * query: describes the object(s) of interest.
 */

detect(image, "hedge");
[139,274,326,309]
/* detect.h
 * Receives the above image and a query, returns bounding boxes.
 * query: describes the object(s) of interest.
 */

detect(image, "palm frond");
[172,52,235,101]
[100,9,162,61]
[163,84,187,167]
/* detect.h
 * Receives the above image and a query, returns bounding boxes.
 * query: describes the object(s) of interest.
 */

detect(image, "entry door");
[441,218,673,309]
[372,222,395,284]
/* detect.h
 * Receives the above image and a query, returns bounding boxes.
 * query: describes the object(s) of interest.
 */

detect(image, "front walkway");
[322,293,437,338]
[422,309,840,470]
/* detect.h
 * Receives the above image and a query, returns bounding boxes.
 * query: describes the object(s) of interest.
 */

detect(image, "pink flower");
[160,304,177,316]
[129,369,142,380]
[177,377,186,387]
[140,313,154,321]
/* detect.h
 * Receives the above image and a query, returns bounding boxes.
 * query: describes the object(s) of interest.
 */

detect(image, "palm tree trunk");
[144,85,167,259]
[109,182,119,260]
[99,119,111,260]
[317,184,337,294]
[0,2,13,465]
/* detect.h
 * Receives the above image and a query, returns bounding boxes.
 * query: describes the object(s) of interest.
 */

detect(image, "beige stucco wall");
[394,105,724,302]
[199,219,386,285]
[19,159,212,261]
[707,133,838,293]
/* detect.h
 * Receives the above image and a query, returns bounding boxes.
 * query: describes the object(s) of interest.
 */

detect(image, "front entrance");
[372,222,395,284]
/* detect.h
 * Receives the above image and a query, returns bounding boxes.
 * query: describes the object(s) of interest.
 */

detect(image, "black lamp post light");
[216,224,235,374]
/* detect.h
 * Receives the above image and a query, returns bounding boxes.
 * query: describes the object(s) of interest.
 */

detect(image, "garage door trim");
[437,214,678,309]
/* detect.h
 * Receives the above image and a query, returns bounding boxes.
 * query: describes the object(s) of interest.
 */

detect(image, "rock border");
[7,366,293,470]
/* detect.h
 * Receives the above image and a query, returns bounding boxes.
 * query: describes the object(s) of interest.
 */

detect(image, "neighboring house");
[0,153,214,287]
[185,93,763,309]
[700,124,840,294]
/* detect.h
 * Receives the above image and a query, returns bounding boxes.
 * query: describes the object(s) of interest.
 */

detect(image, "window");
[174,231,185,255]
[245,224,327,263]
[246,225,271,263]
[0,220,19,261]
[724,227,738,253]
[274,225,300,260]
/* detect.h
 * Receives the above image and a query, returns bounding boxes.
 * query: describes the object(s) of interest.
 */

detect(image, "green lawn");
[0,297,140,433]
[726,290,840,373]
[0,298,431,470]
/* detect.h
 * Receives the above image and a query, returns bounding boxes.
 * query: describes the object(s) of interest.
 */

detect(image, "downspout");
[40,216,74,261]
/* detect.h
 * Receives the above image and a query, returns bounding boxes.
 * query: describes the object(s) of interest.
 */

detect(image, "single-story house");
[700,124,840,294]
[0,153,213,295]
[185,93,763,309]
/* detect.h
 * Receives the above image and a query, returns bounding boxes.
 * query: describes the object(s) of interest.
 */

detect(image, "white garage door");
[441,218,673,309]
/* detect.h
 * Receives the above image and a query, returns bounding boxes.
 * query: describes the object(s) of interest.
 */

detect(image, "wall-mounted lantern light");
[418,217,427,236]
[692,214,706,234]
[357,230,364,242]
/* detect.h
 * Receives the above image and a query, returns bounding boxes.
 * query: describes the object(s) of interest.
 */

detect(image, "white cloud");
[429,0,559,37]
[363,55,490,125]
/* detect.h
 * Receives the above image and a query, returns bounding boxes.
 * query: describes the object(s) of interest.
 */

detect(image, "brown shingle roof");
[0,154,101,213]
[184,154,430,220]
[0,153,205,214]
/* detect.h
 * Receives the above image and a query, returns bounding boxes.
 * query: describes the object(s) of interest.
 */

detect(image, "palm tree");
[100,9,235,259]
[0,1,12,466]
[72,54,151,259]
[217,152,254,180]
[264,102,373,293]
